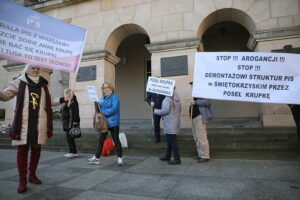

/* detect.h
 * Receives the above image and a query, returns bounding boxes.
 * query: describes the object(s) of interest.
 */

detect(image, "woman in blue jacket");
[88,82,123,166]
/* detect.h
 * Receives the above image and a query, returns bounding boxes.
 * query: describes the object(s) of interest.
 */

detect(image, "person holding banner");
[146,92,165,143]
[154,89,181,165]
[88,82,124,166]
[0,64,74,193]
[61,88,80,158]
[288,104,300,140]
[189,82,213,163]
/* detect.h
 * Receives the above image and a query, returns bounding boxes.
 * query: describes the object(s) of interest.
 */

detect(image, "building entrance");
[202,21,259,121]
[115,34,152,121]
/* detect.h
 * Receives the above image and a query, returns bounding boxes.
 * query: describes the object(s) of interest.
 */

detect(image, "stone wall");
[1,0,300,128]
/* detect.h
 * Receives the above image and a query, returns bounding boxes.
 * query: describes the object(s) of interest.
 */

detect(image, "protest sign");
[192,52,300,104]
[146,76,175,96]
[0,0,87,73]
[86,85,99,102]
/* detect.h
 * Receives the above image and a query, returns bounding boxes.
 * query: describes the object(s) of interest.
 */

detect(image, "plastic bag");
[101,137,115,156]
[119,132,128,148]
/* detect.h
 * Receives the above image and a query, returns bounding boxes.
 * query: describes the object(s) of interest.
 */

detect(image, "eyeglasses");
[31,67,40,71]
[101,87,109,90]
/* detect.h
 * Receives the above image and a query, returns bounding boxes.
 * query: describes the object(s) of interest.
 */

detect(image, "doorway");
[115,34,152,120]
[202,21,259,120]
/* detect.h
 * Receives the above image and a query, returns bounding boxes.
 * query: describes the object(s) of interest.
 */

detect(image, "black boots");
[168,160,181,165]
[159,157,170,161]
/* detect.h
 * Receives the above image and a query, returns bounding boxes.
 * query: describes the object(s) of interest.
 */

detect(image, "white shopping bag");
[119,132,128,148]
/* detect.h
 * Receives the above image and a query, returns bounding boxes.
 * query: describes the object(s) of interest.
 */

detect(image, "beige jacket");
[0,74,61,146]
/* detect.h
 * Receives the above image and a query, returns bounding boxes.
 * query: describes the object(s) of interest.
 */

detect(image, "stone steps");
[119,117,263,129]
[0,127,299,160]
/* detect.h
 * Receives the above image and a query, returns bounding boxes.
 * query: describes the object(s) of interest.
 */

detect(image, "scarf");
[9,80,53,140]
[27,75,39,83]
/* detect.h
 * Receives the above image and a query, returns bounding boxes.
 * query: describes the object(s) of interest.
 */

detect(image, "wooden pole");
[67,72,78,107]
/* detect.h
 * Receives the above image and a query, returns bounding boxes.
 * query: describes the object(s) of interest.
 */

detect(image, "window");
[0,109,5,121]
[146,59,151,80]
[145,59,151,100]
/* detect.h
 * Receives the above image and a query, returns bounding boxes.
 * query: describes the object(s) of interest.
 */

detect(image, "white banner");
[146,76,175,96]
[192,52,300,104]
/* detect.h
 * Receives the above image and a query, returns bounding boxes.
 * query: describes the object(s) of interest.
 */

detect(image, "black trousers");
[165,134,180,161]
[65,130,77,154]
[95,126,122,158]
[290,105,300,139]
[153,114,162,139]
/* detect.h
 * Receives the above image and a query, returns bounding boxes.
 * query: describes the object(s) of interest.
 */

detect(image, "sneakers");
[87,156,123,166]
[117,157,124,166]
[64,153,78,158]
[88,156,100,165]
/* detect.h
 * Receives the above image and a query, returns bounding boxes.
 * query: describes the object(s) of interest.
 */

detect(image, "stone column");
[146,38,201,128]
[248,26,300,126]
[70,50,120,128]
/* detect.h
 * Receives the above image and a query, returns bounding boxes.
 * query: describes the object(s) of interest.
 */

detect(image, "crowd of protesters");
[1,64,299,194]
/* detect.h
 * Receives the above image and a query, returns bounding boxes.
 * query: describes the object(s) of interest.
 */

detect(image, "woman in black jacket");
[61,89,80,157]
[288,104,300,140]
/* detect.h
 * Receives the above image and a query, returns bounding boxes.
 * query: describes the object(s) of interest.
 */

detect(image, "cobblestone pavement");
[0,149,300,200]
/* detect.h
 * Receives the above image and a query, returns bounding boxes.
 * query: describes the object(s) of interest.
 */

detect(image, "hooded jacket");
[154,91,181,134]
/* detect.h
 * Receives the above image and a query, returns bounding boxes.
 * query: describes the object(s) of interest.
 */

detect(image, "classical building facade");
[1,0,300,129]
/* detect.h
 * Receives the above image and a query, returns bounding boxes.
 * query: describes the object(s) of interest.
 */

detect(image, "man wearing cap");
[189,81,213,162]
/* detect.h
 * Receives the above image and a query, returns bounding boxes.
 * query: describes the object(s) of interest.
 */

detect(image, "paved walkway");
[0,149,300,200]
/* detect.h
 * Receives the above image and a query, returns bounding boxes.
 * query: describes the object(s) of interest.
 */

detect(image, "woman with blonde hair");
[88,82,124,166]
[0,64,73,193]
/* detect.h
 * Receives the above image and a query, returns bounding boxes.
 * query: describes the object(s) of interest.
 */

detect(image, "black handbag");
[69,125,81,138]
[67,102,81,138]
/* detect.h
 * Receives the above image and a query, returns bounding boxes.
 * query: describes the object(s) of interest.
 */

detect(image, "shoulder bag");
[93,101,108,133]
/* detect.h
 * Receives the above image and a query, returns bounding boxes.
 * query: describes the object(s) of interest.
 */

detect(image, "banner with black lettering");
[0,0,87,73]
[192,52,300,104]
